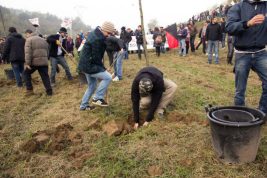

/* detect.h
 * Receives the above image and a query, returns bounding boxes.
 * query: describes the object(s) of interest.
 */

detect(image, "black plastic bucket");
[4,69,15,80]
[206,105,266,163]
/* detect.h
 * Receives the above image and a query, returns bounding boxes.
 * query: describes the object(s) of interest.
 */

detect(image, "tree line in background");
[0,5,92,37]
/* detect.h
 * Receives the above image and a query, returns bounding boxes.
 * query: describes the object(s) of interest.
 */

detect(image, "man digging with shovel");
[78,21,114,110]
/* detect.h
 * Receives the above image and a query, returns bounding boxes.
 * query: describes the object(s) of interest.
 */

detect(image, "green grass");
[0,48,266,177]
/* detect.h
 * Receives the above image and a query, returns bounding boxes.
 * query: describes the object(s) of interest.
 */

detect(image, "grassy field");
[0,48,266,178]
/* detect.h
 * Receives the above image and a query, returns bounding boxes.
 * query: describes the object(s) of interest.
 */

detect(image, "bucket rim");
[207,106,265,127]
[211,109,255,123]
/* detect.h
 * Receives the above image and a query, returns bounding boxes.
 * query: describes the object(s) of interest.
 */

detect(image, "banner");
[29,18,39,27]
[128,34,169,51]
[78,34,169,52]
[61,18,72,29]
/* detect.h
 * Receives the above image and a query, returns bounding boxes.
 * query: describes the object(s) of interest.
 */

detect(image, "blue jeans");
[50,56,72,83]
[234,50,267,114]
[114,51,124,80]
[179,39,186,56]
[11,62,24,87]
[80,71,112,109]
[124,43,129,59]
[208,40,219,64]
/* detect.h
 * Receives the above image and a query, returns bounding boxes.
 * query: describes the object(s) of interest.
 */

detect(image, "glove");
[56,40,61,46]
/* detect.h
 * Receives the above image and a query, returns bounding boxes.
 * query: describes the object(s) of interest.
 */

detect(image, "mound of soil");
[102,120,133,137]
[20,123,82,154]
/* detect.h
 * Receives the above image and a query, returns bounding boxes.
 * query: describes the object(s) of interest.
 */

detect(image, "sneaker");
[80,106,96,111]
[92,99,108,107]
[112,76,120,82]
[157,113,164,119]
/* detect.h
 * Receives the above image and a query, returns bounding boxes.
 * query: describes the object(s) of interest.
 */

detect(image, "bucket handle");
[205,104,216,113]
[250,117,260,123]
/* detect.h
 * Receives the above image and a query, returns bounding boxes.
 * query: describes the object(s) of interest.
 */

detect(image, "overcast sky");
[0,0,225,30]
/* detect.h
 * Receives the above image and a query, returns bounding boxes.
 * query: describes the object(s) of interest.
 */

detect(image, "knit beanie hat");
[101,21,114,34]
[139,78,153,96]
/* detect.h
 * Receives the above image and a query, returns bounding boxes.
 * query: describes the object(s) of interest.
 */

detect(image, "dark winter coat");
[46,34,67,57]
[226,0,267,51]
[131,66,165,123]
[177,28,188,40]
[78,27,106,74]
[120,30,132,46]
[206,23,222,41]
[2,32,25,63]
[75,37,82,49]
[66,40,74,53]
[106,36,124,52]
[135,30,143,45]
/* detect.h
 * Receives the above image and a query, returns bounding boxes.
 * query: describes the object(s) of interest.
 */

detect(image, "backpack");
[155,35,163,44]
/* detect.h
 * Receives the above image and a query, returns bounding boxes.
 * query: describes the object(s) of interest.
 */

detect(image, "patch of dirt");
[68,147,94,169]
[127,113,146,126]
[147,165,163,176]
[20,123,83,154]
[102,120,133,137]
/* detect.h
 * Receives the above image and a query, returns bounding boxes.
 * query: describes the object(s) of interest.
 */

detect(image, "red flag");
[165,23,179,49]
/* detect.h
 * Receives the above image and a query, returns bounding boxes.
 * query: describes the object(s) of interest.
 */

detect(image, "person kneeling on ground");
[24,29,52,96]
[131,66,177,129]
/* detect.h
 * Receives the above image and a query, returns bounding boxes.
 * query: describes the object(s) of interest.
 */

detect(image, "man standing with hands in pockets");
[226,0,267,114]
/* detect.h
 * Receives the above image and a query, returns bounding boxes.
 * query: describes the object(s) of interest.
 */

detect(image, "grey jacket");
[25,33,49,66]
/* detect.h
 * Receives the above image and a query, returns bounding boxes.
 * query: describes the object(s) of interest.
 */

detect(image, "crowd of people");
[0,0,266,128]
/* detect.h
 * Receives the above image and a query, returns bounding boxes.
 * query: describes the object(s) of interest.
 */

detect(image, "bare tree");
[138,0,149,66]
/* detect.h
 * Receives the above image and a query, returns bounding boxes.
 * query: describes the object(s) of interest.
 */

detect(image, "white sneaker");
[112,76,120,82]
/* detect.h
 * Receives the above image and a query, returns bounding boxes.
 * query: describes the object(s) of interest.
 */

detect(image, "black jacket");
[78,27,107,74]
[106,36,124,52]
[131,67,165,123]
[47,34,67,57]
[120,30,132,45]
[206,23,222,41]
[3,32,25,63]
[135,30,143,44]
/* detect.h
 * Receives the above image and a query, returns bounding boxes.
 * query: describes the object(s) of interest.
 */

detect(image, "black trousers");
[24,66,52,94]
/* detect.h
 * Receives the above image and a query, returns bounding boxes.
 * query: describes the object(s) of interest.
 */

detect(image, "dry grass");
[0,48,266,178]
